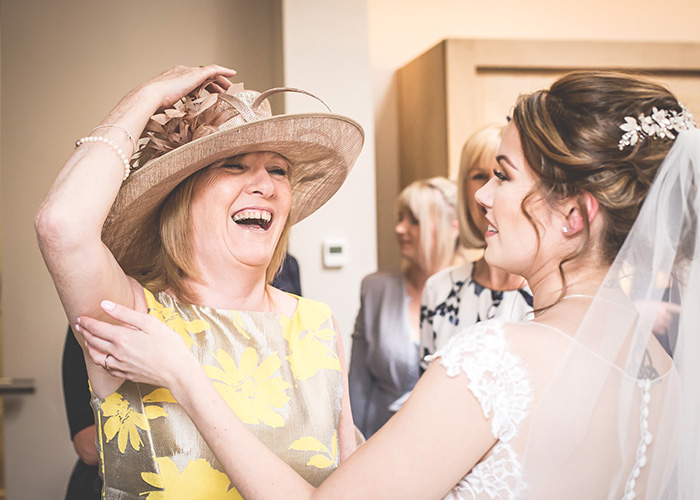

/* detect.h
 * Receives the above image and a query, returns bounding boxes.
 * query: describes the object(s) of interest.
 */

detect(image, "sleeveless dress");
[430,318,675,500]
[91,289,343,499]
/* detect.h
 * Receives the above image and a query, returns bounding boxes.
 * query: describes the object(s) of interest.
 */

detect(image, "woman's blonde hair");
[457,125,504,249]
[396,177,459,274]
[140,154,292,303]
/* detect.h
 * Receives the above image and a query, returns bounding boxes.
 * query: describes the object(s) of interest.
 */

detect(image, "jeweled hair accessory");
[618,104,697,150]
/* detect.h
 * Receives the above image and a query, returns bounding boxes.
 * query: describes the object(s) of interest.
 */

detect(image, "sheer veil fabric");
[519,129,699,499]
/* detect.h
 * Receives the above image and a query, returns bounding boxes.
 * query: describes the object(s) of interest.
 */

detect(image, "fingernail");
[102,300,116,311]
[74,322,81,333]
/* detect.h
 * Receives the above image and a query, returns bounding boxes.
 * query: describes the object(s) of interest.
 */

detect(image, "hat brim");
[102,113,364,271]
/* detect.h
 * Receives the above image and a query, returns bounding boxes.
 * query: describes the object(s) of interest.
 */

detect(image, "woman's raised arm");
[35,65,236,396]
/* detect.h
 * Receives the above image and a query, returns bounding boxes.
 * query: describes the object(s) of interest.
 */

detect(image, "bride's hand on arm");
[77,300,197,390]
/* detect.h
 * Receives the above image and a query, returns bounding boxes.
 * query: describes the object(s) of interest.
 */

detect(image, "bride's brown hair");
[512,71,681,291]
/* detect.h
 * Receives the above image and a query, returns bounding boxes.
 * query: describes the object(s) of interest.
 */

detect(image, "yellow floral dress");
[91,289,343,499]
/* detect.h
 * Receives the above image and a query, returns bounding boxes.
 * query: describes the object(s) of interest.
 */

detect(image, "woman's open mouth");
[232,209,273,231]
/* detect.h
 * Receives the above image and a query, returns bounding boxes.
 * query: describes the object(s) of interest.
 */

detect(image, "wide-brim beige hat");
[102,84,364,274]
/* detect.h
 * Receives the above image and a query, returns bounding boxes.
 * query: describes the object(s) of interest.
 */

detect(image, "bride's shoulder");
[437,318,563,349]
[432,319,570,373]
[504,321,573,351]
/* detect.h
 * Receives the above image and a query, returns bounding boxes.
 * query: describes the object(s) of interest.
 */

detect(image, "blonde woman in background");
[348,177,460,438]
[419,125,533,371]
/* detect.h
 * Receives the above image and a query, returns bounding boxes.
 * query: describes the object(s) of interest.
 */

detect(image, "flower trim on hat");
[132,82,266,171]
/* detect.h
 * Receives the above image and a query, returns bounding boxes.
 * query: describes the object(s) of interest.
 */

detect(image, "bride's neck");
[528,262,609,314]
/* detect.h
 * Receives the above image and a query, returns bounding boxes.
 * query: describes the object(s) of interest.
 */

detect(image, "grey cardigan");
[348,272,420,438]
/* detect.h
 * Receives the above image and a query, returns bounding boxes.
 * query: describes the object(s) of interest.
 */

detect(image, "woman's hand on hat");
[138,64,237,110]
[76,300,198,391]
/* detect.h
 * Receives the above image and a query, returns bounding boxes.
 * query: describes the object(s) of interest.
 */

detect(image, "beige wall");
[0,1,283,497]
[281,0,377,350]
[368,0,700,270]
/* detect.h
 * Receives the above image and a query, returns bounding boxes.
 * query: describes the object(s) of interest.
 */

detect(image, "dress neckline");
[155,288,302,321]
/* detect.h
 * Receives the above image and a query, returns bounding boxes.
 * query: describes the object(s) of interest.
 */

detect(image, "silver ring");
[104,353,114,374]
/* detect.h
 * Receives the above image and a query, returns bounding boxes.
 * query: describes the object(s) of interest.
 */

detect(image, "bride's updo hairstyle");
[512,71,680,267]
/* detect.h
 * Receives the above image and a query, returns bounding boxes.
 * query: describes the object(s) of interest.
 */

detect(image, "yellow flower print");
[144,289,210,349]
[290,431,338,469]
[230,311,252,339]
[281,302,341,381]
[101,392,149,454]
[142,388,178,419]
[141,457,243,500]
[204,348,291,428]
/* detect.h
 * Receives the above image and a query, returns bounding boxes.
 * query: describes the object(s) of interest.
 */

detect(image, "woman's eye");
[397,212,418,225]
[493,169,509,182]
[268,166,288,177]
[471,173,488,181]
[222,162,245,171]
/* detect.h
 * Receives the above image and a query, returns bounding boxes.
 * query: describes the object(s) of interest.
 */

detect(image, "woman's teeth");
[232,210,272,230]
[488,224,498,233]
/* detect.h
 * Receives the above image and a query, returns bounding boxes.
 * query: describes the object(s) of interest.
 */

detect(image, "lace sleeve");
[428,319,532,442]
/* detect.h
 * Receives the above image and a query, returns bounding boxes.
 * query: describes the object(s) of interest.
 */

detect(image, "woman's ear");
[562,192,599,235]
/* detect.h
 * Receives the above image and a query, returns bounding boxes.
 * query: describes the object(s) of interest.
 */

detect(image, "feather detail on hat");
[132,82,257,170]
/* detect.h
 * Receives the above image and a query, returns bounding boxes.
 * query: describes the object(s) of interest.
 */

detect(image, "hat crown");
[132,84,330,170]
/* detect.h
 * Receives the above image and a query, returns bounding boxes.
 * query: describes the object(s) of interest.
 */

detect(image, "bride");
[77,71,700,499]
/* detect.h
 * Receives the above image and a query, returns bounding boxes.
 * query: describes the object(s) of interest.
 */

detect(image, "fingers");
[201,69,234,94]
[76,321,115,356]
[209,74,233,93]
[99,299,157,332]
[205,82,227,94]
[78,324,128,378]
[152,64,237,110]
[213,74,233,90]
[197,64,236,79]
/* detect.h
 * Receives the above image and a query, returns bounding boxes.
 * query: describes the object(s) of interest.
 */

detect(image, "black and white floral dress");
[420,263,532,372]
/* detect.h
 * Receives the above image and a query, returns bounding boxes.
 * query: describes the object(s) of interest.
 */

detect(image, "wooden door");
[398,39,700,185]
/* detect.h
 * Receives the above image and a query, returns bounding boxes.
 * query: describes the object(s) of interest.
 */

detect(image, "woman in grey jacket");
[348,177,460,438]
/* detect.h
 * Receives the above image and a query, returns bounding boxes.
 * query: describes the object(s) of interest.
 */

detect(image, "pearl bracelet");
[89,124,138,151]
[75,136,132,181]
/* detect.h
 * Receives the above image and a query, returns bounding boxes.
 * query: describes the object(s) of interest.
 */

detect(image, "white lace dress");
[429,315,674,500]
[428,318,531,500]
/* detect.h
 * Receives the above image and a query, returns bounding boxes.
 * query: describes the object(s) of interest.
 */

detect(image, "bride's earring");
[562,225,570,234]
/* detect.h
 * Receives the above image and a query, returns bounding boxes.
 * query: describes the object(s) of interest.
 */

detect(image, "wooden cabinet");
[398,39,700,185]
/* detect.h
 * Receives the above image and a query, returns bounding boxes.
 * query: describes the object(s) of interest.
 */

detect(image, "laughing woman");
[78,71,700,499]
[35,65,363,499]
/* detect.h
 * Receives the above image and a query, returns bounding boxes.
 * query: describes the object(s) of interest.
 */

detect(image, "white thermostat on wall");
[322,238,348,268]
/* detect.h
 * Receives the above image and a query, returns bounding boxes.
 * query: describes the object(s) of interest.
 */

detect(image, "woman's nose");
[475,177,496,209]
[247,168,274,196]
